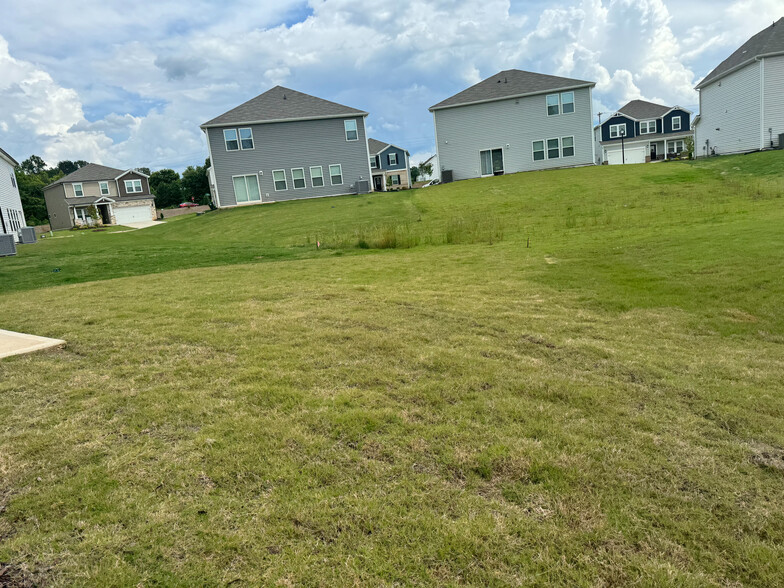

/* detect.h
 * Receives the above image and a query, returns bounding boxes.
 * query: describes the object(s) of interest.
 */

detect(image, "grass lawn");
[1,152,784,585]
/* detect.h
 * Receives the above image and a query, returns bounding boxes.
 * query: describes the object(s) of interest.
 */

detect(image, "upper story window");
[388,153,398,166]
[640,120,656,134]
[10,174,16,188]
[672,117,682,131]
[224,129,239,151]
[239,128,254,149]
[609,123,627,139]
[125,179,143,193]
[73,183,84,197]
[344,120,358,141]
[99,181,110,195]
[547,91,575,116]
[370,156,377,169]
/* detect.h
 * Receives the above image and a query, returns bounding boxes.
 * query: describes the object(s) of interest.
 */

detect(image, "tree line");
[13,156,212,226]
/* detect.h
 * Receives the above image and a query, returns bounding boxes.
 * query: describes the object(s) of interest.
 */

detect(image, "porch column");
[73,207,79,224]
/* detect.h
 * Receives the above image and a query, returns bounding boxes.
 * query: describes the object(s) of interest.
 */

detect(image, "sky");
[0,0,781,172]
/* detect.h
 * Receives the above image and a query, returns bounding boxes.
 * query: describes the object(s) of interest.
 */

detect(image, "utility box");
[18,227,37,244]
[778,133,784,149]
[355,180,370,194]
[0,233,17,257]
[441,170,453,183]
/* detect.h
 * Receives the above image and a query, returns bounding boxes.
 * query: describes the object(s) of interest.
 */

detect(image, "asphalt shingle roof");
[697,17,784,89]
[201,86,368,127]
[617,100,672,120]
[44,163,126,189]
[367,138,389,154]
[429,69,595,111]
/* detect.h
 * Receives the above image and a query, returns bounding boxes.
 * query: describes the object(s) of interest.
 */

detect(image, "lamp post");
[620,127,626,164]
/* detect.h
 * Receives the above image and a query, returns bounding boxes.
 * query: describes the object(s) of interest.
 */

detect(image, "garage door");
[114,205,152,225]
[607,146,645,165]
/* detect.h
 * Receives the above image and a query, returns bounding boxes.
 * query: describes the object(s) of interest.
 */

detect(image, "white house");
[0,147,26,241]
[694,17,784,157]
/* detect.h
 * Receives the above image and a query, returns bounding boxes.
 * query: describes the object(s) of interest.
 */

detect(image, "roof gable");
[697,17,784,89]
[0,147,19,167]
[429,69,595,111]
[367,138,389,155]
[617,100,671,120]
[44,163,125,189]
[201,86,368,127]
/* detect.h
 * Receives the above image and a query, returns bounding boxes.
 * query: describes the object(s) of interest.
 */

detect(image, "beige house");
[44,163,156,230]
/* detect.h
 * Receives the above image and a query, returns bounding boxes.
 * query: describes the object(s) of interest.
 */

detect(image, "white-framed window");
[239,128,254,150]
[561,136,575,157]
[125,179,143,193]
[672,117,682,131]
[668,139,685,153]
[344,120,358,141]
[291,167,306,189]
[224,129,239,151]
[329,164,343,185]
[546,94,560,116]
[7,208,22,232]
[561,92,574,114]
[390,174,400,185]
[99,181,110,195]
[479,148,504,176]
[547,138,560,159]
[232,174,261,203]
[370,156,377,169]
[532,141,545,161]
[609,123,626,139]
[388,152,398,166]
[640,120,656,134]
[272,169,287,191]
[310,166,324,187]
[73,183,83,197]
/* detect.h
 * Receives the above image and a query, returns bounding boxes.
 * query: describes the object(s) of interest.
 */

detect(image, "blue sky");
[0,0,781,171]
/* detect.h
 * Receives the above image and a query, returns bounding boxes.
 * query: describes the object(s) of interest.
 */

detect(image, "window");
[532,141,545,161]
[272,169,287,191]
[344,120,358,141]
[609,124,626,139]
[224,129,239,151]
[479,148,504,176]
[546,94,560,116]
[291,168,306,189]
[232,174,261,203]
[561,92,574,114]
[73,183,83,197]
[370,156,377,169]
[99,181,110,195]
[388,152,398,166]
[310,166,324,187]
[10,174,16,188]
[125,179,143,193]
[239,128,254,150]
[668,140,685,153]
[640,120,656,134]
[329,164,343,185]
[561,136,575,157]
[547,138,560,159]
[390,174,401,185]
[672,117,682,131]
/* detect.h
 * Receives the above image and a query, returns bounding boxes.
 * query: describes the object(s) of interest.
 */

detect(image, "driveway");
[0,329,65,359]
[120,220,166,229]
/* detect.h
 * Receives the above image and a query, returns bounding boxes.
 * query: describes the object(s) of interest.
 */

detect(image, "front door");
[373,175,384,192]
[650,144,657,160]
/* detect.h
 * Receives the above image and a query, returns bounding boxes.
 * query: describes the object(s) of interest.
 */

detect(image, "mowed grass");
[1,152,784,585]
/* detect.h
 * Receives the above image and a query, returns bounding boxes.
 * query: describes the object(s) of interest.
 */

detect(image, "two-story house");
[201,86,373,207]
[44,163,156,230]
[0,147,26,241]
[597,100,693,165]
[368,138,411,191]
[693,18,784,157]
[429,69,596,182]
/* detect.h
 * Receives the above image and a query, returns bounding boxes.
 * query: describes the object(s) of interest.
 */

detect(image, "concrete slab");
[0,329,65,359]
[119,220,165,229]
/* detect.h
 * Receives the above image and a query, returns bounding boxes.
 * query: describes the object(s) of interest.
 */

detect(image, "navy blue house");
[368,138,411,191]
[595,100,693,165]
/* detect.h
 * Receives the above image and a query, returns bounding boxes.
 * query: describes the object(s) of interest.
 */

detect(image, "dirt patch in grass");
[0,562,39,587]
[750,443,784,473]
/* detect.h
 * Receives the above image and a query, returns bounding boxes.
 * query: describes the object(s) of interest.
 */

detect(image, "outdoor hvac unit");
[356,180,370,194]
[18,227,37,244]
[441,170,453,183]
[778,133,784,150]
[0,234,17,257]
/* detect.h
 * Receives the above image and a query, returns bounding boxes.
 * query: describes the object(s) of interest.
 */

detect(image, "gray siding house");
[44,164,156,230]
[0,147,26,241]
[368,138,411,191]
[201,86,373,207]
[429,69,596,182]
[694,18,784,156]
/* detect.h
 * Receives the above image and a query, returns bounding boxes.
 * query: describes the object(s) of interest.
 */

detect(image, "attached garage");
[606,145,646,165]
[114,204,153,225]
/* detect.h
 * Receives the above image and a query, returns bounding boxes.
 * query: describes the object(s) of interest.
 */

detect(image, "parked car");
[179,202,199,208]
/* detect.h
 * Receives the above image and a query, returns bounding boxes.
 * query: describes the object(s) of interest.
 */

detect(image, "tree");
[418,161,433,179]
[19,155,47,175]
[149,169,183,208]
[410,166,420,184]
[14,155,64,225]
[181,163,210,205]
[136,167,152,176]
[57,160,88,175]
[684,137,695,159]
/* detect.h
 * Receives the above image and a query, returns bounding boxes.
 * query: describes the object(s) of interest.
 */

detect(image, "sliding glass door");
[480,148,504,176]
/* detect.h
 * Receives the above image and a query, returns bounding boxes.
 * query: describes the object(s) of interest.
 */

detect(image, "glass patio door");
[480,148,504,176]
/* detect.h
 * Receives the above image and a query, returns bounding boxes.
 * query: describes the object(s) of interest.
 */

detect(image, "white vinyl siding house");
[430,70,595,182]
[0,148,26,240]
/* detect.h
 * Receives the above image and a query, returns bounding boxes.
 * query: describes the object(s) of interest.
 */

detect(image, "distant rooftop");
[44,163,125,189]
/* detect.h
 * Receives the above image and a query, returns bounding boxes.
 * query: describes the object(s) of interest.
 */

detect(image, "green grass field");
[1,153,784,586]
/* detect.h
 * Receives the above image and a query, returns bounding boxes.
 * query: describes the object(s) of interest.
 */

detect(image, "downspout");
[431,110,441,181]
[589,86,597,165]
[759,57,765,149]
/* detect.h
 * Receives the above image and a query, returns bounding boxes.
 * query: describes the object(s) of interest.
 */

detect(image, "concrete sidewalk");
[0,329,65,359]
